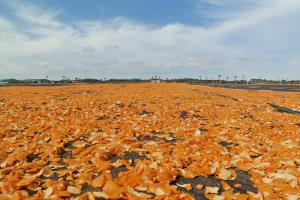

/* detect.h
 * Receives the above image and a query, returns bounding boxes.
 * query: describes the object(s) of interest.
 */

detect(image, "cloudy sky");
[0,0,300,80]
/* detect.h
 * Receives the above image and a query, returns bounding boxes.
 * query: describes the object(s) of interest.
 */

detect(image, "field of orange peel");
[0,83,299,200]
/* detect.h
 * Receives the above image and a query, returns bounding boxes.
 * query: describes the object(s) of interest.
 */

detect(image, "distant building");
[150,79,161,83]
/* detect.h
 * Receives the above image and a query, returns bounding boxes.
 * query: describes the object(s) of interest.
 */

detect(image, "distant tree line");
[1,77,300,85]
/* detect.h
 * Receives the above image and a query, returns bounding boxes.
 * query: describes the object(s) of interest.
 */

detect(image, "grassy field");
[0,83,299,199]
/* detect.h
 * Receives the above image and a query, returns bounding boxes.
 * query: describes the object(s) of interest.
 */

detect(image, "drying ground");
[0,83,299,200]
[202,84,300,93]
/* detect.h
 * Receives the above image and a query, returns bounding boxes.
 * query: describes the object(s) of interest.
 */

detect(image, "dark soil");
[171,169,257,200]
[110,152,147,178]
[26,153,40,162]
[180,111,189,119]
[268,103,300,116]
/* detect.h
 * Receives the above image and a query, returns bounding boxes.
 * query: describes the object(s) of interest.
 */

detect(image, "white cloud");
[7,0,62,27]
[0,0,300,79]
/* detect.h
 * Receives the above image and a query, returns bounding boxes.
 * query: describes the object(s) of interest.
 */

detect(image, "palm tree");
[218,74,221,84]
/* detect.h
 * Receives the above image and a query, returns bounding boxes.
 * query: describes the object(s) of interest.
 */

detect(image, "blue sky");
[40,0,201,25]
[0,0,300,80]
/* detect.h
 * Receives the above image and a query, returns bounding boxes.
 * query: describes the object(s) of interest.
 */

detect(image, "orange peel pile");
[0,83,299,199]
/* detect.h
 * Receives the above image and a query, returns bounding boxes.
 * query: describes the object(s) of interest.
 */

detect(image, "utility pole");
[234,76,237,84]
